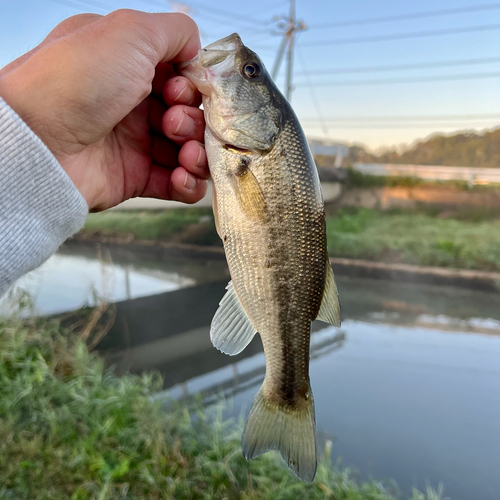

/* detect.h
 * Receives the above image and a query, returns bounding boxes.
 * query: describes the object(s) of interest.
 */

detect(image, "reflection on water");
[3,253,191,314]
[2,243,229,315]
[4,242,500,500]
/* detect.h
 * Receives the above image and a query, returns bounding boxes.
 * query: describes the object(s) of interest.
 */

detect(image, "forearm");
[0,97,88,297]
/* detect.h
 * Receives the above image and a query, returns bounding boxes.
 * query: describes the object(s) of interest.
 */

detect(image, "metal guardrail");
[353,163,500,184]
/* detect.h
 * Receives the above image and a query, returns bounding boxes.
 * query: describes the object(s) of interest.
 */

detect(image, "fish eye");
[242,62,261,79]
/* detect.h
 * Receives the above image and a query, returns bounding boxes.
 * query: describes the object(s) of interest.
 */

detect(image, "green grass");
[83,208,220,246]
[0,310,443,500]
[82,204,500,272]
[326,208,500,271]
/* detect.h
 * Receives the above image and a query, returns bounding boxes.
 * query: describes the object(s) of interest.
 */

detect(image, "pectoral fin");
[210,281,257,355]
[231,162,267,223]
[316,262,341,327]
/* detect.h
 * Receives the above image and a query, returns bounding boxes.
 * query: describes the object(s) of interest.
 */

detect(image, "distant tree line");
[351,127,500,168]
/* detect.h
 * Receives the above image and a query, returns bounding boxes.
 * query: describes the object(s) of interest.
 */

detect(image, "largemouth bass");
[180,33,340,482]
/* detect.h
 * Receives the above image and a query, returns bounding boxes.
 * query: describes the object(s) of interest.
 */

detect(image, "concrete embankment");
[338,186,500,210]
[330,257,500,291]
[109,173,345,211]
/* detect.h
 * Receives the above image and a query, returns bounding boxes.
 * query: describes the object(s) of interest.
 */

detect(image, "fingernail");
[196,143,206,166]
[174,84,191,103]
[173,112,195,137]
[183,171,197,190]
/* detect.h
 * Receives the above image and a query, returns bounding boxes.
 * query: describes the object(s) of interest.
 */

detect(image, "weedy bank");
[81,206,500,272]
[327,207,500,271]
[83,208,219,246]
[0,312,443,500]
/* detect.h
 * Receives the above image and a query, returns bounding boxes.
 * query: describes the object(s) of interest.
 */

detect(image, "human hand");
[0,10,208,211]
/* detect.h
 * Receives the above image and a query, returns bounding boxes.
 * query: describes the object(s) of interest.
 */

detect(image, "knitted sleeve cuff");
[0,97,89,296]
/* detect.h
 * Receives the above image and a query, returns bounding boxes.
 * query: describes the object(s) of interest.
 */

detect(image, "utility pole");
[271,0,305,103]
[285,0,296,101]
[271,36,288,82]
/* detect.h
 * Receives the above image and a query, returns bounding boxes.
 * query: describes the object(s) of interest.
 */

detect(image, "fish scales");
[210,112,326,402]
[180,33,340,482]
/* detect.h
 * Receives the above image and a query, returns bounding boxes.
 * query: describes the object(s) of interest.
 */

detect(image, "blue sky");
[0,0,499,150]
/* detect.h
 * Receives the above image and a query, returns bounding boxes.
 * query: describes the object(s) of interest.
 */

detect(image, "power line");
[296,45,328,134]
[74,0,112,10]
[308,3,500,29]
[200,30,276,45]
[178,0,266,25]
[48,0,110,12]
[300,24,500,47]
[139,0,271,29]
[296,57,500,76]
[299,114,500,122]
[295,71,500,86]
[136,0,171,9]
[301,123,500,129]
[258,0,290,16]
[190,9,270,31]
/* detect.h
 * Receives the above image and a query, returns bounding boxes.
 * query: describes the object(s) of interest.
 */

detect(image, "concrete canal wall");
[109,166,500,212]
[110,179,344,210]
[353,163,500,183]
[111,183,500,212]
[339,185,500,210]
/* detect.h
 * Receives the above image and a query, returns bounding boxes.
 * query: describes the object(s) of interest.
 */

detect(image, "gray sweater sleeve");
[0,97,89,297]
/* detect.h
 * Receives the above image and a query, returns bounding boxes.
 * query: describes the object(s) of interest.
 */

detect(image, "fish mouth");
[177,56,206,88]
[203,33,242,53]
[178,33,242,92]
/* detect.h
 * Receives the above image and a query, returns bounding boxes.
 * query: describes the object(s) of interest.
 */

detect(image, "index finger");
[104,10,201,66]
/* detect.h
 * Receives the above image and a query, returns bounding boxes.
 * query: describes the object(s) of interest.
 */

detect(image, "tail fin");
[241,384,317,482]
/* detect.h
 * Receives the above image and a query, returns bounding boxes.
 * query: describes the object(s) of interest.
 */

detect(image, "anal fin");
[210,281,257,355]
[316,262,341,327]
